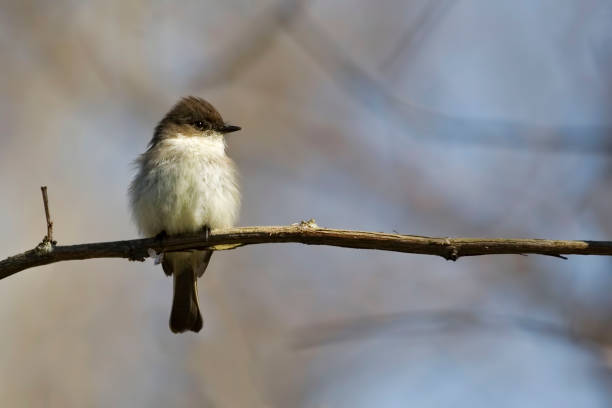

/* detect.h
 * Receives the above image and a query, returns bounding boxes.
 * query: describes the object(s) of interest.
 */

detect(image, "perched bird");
[129,96,241,333]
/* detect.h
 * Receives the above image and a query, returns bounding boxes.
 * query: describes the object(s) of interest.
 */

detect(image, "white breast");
[129,134,240,236]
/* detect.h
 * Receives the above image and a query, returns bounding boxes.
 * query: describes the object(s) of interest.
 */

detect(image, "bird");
[129,96,241,333]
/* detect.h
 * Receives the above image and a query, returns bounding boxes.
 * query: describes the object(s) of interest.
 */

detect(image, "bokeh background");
[1,0,612,406]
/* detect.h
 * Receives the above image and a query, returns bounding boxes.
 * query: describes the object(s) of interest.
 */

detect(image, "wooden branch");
[40,186,54,244]
[2,220,612,281]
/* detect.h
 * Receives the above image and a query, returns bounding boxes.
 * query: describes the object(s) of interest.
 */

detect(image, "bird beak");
[220,124,241,133]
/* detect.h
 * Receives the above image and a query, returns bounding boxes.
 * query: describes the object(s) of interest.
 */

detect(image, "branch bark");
[2,221,612,281]
[40,186,54,244]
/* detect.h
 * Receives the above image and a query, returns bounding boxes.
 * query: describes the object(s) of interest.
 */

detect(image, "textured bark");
[2,223,612,280]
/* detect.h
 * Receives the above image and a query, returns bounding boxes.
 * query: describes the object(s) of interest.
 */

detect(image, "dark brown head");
[149,96,241,147]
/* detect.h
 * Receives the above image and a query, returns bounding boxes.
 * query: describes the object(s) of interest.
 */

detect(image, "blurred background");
[1,0,612,406]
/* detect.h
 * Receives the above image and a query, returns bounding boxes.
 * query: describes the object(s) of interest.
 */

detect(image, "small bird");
[129,96,241,333]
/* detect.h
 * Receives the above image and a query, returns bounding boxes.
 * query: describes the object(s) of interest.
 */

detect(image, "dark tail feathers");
[169,267,203,333]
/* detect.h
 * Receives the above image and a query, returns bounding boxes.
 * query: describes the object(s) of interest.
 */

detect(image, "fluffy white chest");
[130,136,240,236]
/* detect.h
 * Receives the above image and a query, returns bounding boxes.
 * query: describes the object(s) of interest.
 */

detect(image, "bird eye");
[193,121,208,131]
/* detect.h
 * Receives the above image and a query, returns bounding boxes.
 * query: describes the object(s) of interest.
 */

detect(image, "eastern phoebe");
[129,96,241,333]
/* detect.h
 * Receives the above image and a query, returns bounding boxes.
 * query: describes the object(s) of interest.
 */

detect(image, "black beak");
[220,124,241,133]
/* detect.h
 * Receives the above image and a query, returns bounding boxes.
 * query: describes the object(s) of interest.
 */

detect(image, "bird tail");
[165,251,212,333]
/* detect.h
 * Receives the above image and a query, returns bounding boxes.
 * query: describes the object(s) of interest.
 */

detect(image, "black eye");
[193,121,208,131]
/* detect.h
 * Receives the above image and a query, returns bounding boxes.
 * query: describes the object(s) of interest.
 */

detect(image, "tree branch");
[2,220,612,281]
[40,186,54,244]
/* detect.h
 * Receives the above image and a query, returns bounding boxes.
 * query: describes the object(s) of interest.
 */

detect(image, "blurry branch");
[284,12,612,154]
[4,221,612,280]
[193,0,307,88]
[72,0,307,119]
[379,0,456,72]
[292,310,606,350]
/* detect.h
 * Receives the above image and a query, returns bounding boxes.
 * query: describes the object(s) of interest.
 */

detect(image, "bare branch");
[2,220,612,281]
[40,186,54,244]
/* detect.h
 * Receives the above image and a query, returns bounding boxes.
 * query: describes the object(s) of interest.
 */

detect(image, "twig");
[2,222,612,281]
[40,186,54,244]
